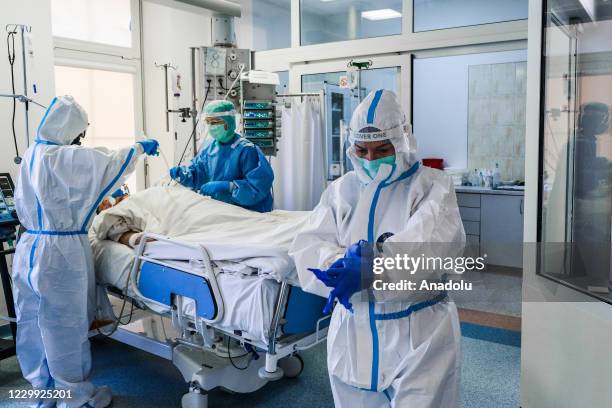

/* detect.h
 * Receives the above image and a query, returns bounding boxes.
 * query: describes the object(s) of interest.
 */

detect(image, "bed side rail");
[128,232,225,325]
[259,282,330,380]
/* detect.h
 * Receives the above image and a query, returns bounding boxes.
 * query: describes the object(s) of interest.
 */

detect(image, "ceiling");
[255,0,402,16]
[550,0,612,24]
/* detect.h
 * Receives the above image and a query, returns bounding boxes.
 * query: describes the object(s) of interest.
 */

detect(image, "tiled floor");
[0,328,520,408]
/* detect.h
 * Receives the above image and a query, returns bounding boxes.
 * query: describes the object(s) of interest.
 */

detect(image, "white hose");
[137,136,170,169]
[157,146,171,171]
[224,65,246,101]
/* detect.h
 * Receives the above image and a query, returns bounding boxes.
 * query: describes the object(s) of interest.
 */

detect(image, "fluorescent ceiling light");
[361,9,402,21]
[578,0,596,21]
[320,0,337,2]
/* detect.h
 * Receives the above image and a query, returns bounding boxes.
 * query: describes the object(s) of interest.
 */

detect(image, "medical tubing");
[176,85,210,166]
[226,336,251,370]
[96,295,132,336]
[158,146,170,170]
[96,263,136,337]
[138,135,171,171]
[135,137,175,189]
[7,30,20,159]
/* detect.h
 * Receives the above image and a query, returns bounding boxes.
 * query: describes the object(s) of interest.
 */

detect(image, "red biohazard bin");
[422,158,444,170]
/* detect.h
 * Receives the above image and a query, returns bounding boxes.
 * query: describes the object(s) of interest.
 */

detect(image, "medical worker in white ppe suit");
[290,89,465,407]
[12,95,159,408]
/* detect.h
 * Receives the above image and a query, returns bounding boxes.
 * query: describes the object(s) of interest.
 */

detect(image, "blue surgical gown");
[178,134,274,212]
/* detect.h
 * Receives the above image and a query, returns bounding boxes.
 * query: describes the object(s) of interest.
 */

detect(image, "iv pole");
[0,92,47,164]
[338,60,373,176]
[4,24,35,164]
[0,94,46,109]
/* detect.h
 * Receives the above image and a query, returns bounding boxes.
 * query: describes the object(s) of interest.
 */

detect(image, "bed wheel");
[181,391,208,408]
[279,354,304,379]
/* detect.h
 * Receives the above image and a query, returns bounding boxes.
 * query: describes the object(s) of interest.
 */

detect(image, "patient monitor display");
[0,173,18,226]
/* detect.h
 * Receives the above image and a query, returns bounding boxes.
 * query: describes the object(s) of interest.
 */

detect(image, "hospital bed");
[93,233,330,408]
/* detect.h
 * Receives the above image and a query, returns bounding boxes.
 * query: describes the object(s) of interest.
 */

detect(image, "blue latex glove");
[309,240,374,313]
[111,188,124,199]
[200,181,231,197]
[308,258,344,287]
[169,166,183,182]
[308,258,342,288]
[309,258,348,313]
[328,258,373,312]
[309,268,339,287]
[308,268,340,314]
[345,240,374,259]
[137,139,159,156]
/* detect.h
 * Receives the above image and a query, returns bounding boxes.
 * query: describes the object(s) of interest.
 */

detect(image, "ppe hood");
[37,95,89,145]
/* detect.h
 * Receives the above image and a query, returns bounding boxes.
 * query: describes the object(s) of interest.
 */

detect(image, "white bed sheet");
[92,239,279,344]
[91,185,309,285]
[142,239,294,281]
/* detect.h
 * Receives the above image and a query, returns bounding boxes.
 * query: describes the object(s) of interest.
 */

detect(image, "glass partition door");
[302,66,401,181]
[539,0,612,303]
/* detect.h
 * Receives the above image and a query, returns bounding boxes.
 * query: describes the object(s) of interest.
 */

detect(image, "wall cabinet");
[457,191,524,269]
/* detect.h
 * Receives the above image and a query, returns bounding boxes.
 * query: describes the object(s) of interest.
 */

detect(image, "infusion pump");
[200,47,279,156]
[0,173,18,227]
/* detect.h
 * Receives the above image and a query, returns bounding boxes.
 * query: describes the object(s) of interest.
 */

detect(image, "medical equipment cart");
[0,173,19,361]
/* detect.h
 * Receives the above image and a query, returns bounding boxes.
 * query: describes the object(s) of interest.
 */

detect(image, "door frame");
[291,54,411,119]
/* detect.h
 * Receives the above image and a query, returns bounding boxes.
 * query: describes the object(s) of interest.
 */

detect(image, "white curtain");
[272,97,326,211]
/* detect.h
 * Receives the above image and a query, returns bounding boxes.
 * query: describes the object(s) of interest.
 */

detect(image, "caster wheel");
[279,354,304,379]
[258,365,284,381]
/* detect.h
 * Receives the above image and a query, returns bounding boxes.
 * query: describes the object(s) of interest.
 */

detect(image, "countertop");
[455,185,524,196]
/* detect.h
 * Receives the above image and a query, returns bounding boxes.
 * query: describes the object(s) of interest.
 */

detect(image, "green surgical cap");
[204,100,236,114]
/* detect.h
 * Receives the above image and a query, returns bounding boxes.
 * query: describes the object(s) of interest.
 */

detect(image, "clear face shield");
[336,120,404,177]
[345,115,417,182]
[202,108,237,144]
[203,109,236,129]
[344,89,417,181]
[346,111,410,157]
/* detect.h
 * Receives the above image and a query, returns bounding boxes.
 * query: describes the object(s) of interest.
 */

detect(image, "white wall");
[521,0,612,406]
[413,49,527,169]
[0,0,55,321]
[0,0,56,182]
[142,0,212,183]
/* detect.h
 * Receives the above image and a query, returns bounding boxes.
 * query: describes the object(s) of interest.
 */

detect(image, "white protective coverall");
[289,90,466,407]
[12,96,145,408]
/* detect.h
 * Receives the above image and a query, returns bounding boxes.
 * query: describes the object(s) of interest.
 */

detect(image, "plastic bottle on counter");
[493,163,501,189]
[484,170,493,188]
[469,169,480,187]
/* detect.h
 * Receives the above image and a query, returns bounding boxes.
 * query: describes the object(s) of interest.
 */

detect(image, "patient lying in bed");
[107,219,147,248]
[90,184,309,284]
[91,185,312,343]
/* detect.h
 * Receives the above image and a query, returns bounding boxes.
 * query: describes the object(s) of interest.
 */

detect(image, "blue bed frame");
[103,233,330,408]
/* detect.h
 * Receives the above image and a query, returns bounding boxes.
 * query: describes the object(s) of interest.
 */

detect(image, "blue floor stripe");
[460,322,521,347]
